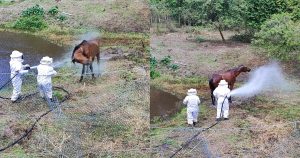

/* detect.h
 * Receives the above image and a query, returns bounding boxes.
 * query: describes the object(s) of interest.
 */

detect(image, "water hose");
[0,86,70,152]
[169,95,228,158]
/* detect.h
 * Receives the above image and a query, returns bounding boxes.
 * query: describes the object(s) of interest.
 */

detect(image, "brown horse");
[72,39,100,82]
[209,65,251,105]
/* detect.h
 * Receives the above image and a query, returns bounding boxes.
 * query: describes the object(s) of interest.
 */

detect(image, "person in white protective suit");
[9,50,30,102]
[183,88,201,126]
[37,56,57,101]
[213,80,231,121]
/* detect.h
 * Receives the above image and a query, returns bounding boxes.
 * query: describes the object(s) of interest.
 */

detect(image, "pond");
[0,31,67,86]
[150,86,182,119]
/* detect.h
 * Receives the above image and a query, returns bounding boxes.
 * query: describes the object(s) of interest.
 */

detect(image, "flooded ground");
[150,86,182,118]
[0,31,67,86]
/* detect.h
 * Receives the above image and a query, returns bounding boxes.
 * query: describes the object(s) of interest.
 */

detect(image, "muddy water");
[150,86,182,118]
[0,31,67,86]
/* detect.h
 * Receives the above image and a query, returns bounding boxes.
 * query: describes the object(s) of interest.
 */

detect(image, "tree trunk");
[215,23,225,42]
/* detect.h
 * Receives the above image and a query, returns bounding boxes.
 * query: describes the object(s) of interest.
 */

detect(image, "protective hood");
[10,50,24,63]
[218,80,228,87]
[187,88,197,96]
[40,56,53,65]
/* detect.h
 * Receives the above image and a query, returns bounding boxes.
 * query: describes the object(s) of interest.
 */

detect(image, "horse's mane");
[71,40,88,59]
[225,65,244,72]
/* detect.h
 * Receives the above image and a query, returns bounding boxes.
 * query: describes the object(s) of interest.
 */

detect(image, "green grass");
[0,0,15,6]
[195,36,206,43]
[84,4,106,14]
[153,74,207,86]
[89,116,130,140]
[234,119,251,128]
[270,105,300,121]
[1,146,37,158]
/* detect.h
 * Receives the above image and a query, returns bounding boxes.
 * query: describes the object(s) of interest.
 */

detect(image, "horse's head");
[72,40,87,63]
[238,65,251,72]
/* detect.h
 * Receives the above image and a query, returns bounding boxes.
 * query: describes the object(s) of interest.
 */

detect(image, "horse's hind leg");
[80,64,85,82]
[90,64,95,79]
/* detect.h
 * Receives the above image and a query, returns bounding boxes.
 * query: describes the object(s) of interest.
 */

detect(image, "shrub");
[195,36,205,43]
[150,56,160,79]
[253,13,300,61]
[169,64,179,70]
[58,14,67,21]
[229,33,253,43]
[21,4,44,17]
[48,6,59,16]
[13,15,47,31]
[160,55,171,66]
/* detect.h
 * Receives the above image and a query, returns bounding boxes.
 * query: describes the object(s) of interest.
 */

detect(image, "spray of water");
[230,62,292,98]
[79,31,101,41]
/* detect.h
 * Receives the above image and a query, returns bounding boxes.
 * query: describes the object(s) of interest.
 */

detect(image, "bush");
[168,64,179,70]
[48,6,59,16]
[150,56,160,79]
[13,15,48,31]
[21,4,44,17]
[230,33,253,43]
[253,13,300,61]
[58,14,67,21]
[160,55,171,66]
[195,36,205,43]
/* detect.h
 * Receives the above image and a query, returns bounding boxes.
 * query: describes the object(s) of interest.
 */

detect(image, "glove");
[24,66,31,70]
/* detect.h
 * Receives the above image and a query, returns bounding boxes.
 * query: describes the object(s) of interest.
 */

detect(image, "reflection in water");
[0,31,67,86]
[150,86,182,118]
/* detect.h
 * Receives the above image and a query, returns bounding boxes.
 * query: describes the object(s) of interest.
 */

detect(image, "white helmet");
[187,88,197,95]
[10,50,23,58]
[40,56,53,65]
[218,80,228,86]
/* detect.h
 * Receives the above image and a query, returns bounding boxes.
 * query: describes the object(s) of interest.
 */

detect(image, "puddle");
[150,86,182,119]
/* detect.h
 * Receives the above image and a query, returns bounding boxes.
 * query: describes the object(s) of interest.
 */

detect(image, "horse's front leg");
[211,90,215,106]
[80,64,85,82]
[90,64,95,79]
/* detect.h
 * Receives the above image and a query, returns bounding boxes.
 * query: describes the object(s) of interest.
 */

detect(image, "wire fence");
[151,120,299,158]
[0,71,151,157]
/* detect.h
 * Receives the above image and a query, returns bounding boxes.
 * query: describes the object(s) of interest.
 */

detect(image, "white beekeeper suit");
[9,50,30,102]
[37,56,57,100]
[213,80,231,121]
[183,88,201,126]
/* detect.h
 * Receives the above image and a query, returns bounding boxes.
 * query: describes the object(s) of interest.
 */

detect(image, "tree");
[254,13,300,61]
[244,0,289,32]
[202,0,246,41]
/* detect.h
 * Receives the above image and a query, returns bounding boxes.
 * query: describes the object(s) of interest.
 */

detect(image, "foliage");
[160,55,172,65]
[13,5,48,31]
[48,6,59,16]
[253,13,300,61]
[244,0,299,31]
[13,15,47,31]
[169,64,179,71]
[150,56,160,79]
[229,33,253,43]
[58,14,67,21]
[195,36,205,43]
[21,4,45,17]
